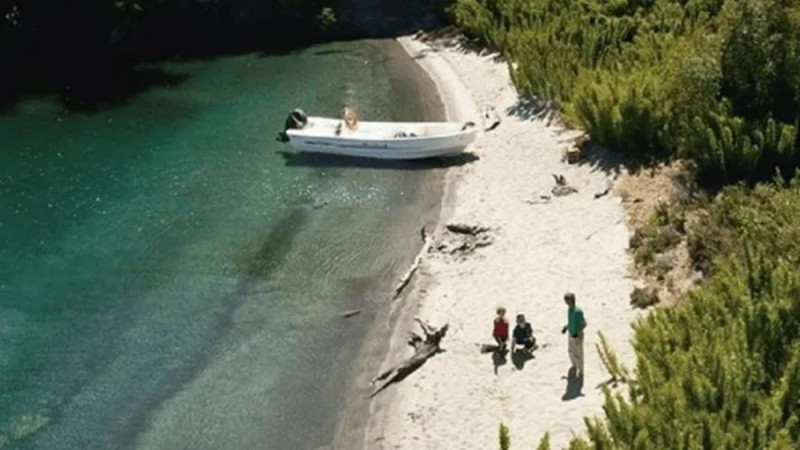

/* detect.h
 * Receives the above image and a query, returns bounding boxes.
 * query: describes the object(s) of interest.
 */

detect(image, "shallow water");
[0,40,442,449]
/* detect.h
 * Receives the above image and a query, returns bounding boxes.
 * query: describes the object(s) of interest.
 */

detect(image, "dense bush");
[449,0,800,184]
[689,174,800,274]
[570,244,800,447]
[494,177,800,449]
[454,4,800,445]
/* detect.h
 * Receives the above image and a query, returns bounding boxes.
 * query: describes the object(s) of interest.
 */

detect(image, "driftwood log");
[594,187,611,199]
[339,309,361,319]
[482,105,502,132]
[370,318,449,397]
[433,223,494,256]
[551,173,578,196]
[594,179,614,199]
[392,225,432,299]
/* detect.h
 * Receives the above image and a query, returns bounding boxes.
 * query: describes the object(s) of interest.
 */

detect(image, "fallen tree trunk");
[392,225,432,299]
[370,318,448,397]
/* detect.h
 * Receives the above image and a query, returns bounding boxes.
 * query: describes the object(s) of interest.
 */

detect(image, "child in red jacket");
[493,307,510,351]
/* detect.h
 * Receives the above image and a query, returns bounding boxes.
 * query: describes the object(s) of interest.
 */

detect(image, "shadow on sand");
[479,343,507,374]
[408,26,681,178]
[412,26,506,64]
[503,91,676,177]
[574,141,680,180]
[504,95,559,125]
[369,347,449,399]
[276,151,479,170]
[561,367,585,401]
[511,347,536,370]
[491,348,508,374]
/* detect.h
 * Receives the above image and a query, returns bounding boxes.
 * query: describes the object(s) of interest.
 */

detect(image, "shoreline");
[361,32,642,449]
[343,36,473,449]
[328,38,450,450]
[1,37,450,450]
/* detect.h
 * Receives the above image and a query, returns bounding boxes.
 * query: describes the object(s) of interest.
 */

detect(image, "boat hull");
[284,117,479,160]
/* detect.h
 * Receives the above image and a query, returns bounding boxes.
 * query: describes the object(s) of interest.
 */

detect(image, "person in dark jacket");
[511,313,536,354]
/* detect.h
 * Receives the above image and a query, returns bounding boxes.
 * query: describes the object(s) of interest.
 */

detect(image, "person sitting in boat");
[511,313,536,354]
[341,106,359,131]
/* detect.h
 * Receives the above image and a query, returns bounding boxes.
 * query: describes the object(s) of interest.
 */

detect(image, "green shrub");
[449,0,800,184]
[527,178,800,448]
[499,422,511,450]
[630,286,660,309]
[689,174,800,274]
[630,201,685,272]
[451,2,800,447]
[536,432,551,450]
[574,252,800,448]
[315,6,336,31]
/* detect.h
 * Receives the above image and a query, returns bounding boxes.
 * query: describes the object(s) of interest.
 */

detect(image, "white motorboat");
[276,108,479,160]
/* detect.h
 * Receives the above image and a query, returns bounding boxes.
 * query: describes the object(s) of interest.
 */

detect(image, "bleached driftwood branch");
[392,225,432,299]
[370,318,449,397]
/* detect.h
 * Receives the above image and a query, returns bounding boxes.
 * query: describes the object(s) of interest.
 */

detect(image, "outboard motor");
[276,109,308,142]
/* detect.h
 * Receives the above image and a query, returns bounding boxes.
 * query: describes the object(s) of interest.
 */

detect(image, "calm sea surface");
[0,40,442,449]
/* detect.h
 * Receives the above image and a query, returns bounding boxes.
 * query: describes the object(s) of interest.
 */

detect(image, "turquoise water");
[0,41,442,449]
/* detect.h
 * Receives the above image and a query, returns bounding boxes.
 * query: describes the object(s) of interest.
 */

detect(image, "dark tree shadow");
[59,67,189,113]
[231,208,307,280]
[497,95,644,181]
[561,367,585,401]
[421,30,678,179]
[595,377,625,391]
[277,151,479,170]
[505,96,557,124]
[0,63,189,115]
[1,7,451,114]
[406,28,685,179]
[574,143,627,177]
[500,94,638,178]
[413,26,505,63]
[575,142,683,182]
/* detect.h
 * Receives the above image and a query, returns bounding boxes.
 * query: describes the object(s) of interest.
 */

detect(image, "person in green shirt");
[561,292,587,378]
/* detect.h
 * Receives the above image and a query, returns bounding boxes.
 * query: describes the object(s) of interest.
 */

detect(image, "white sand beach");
[363,33,643,449]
